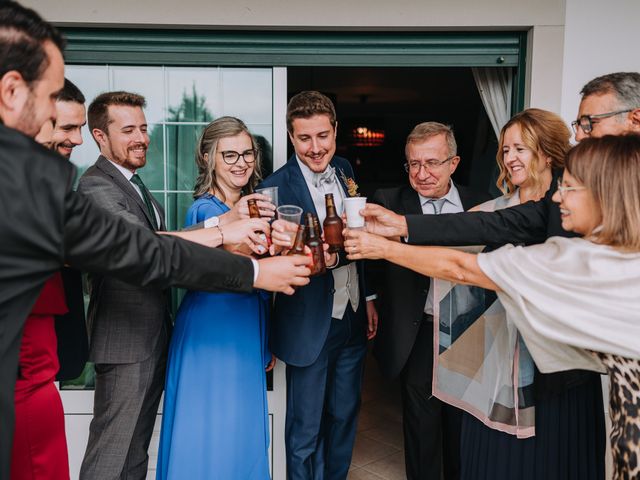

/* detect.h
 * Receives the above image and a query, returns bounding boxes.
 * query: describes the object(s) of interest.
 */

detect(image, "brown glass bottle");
[287,224,307,256]
[323,193,344,253]
[247,198,270,255]
[305,213,326,276]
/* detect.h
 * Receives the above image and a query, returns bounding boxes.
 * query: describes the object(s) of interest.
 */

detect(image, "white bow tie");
[312,166,336,189]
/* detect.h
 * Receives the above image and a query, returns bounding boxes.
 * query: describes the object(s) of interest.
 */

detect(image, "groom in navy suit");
[259,91,370,479]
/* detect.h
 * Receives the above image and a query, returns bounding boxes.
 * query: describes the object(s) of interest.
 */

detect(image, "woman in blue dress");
[157,116,274,479]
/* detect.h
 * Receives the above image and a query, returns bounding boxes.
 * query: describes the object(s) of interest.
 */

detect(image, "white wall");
[560,0,640,125]
[26,0,564,28]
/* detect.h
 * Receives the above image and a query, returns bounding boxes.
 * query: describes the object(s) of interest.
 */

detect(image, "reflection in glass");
[138,124,164,191]
[110,66,165,124]
[167,68,221,121]
[222,68,272,124]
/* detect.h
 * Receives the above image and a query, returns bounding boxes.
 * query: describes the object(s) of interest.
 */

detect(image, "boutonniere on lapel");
[338,168,360,197]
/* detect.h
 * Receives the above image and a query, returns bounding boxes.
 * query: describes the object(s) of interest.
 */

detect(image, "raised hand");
[254,255,311,295]
[220,217,271,255]
[270,219,299,255]
[224,193,276,223]
[361,203,408,238]
[343,228,391,261]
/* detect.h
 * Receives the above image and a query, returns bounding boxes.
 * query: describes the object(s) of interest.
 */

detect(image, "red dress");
[10,273,70,480]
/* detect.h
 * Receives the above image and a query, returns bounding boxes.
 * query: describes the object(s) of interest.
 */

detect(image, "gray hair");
[405,121,457,157]
[580,72,640,110]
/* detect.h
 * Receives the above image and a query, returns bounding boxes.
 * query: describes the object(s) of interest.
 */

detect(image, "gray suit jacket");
[78,156,170,364]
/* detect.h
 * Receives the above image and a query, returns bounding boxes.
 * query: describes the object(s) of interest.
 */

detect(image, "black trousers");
[401,314,462,480]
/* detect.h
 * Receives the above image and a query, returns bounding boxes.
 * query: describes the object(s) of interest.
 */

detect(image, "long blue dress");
[157,194,271,480]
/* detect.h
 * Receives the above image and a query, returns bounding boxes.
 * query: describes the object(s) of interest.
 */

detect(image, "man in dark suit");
[368,122,490,480]
[259,91,372,479]
[0,4,310,478]
[77,91,170,479]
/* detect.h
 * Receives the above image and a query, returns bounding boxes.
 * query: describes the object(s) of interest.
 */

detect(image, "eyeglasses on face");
[404,156,454,173]
[570,109,634,135]
[219,149,257,165]
[556,178,586,198]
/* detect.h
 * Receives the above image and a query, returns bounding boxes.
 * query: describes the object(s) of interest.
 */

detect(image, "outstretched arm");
[343,229,499,291]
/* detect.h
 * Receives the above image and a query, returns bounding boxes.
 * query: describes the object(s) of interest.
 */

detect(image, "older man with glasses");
[366,122,490,480]
[572,72,640,141]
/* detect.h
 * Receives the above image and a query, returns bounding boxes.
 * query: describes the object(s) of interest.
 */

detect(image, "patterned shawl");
[432,191,537,438]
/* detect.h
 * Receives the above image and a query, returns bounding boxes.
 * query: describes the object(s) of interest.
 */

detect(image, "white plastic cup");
[256,186,279,207]
[344,197,367,229]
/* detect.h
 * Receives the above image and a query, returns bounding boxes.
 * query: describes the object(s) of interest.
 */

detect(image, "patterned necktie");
[130,174,159,230]
[429,198,447,215]
[313,165,336,189]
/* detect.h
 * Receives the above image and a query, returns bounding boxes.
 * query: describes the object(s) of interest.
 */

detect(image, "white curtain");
[472,67,513,139]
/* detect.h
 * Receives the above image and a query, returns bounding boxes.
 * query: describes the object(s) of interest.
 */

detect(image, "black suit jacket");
[54,267,88,381]
[405,170,574,247]
[78,156,171,364]
[370,183,491,379]
[403,170,594,394]
[0,124,254,478]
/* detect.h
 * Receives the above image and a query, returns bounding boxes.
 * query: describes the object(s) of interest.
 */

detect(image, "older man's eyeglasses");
[404,156,454,173]
[219,149,257,165]
[556,178,586,198]
[570,109,633,135]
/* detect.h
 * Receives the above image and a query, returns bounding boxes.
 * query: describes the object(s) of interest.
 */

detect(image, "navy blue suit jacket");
[258,155,366,367]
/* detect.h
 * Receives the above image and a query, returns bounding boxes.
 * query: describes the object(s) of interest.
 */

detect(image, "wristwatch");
[204,216,220,228]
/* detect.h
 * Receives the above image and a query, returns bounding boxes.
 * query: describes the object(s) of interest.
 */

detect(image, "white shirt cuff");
[250,258,259,284]
[366,294,378,302]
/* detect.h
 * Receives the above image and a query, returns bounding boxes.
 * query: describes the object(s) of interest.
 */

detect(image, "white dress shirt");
[297,157,360,318]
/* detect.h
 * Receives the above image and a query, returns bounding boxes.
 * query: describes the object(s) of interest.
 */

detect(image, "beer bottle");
[305,213,326,276]
[287,224,307,256]
[247,198,270,255]
[323,193,344,253]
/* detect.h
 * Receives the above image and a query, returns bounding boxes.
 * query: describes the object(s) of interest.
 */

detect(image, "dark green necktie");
[130,174,159,230]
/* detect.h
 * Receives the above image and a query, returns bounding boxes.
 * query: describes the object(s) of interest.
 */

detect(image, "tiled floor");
[349,349,406,480]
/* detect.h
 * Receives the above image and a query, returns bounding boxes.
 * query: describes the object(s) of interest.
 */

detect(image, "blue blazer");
[258,155,366,367]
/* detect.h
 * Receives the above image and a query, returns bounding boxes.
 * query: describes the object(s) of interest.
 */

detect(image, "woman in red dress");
[10,272,70,480]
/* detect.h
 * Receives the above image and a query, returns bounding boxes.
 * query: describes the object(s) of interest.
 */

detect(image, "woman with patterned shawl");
[429,109,572,479]
[344,134,640,480]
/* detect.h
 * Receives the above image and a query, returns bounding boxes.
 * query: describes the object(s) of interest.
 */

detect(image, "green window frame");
[62,29,527,112]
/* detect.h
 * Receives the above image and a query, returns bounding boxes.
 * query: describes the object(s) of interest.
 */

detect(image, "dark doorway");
[288,67,501,477]
[288,66,500,199]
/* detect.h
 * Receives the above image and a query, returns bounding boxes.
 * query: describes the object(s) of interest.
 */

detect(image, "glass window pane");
[166,192,196,231]
[166,124,203,192]
[138,124,165,191]
[221,68,272,124]
[248,124,274,178]
[110,66,165,124]
[65,66,109,174]
[166,67,220,122]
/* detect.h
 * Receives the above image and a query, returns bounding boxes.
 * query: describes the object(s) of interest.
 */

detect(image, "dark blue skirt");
[461,372,606,480]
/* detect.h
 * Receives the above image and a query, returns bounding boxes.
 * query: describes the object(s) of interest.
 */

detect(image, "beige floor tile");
[351,435,400,468]
[360,419,404,450]
[361,450,406,480]
[348,466,387,480]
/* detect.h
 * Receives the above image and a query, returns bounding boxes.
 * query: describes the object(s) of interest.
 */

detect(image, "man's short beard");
[15,94,40,138]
